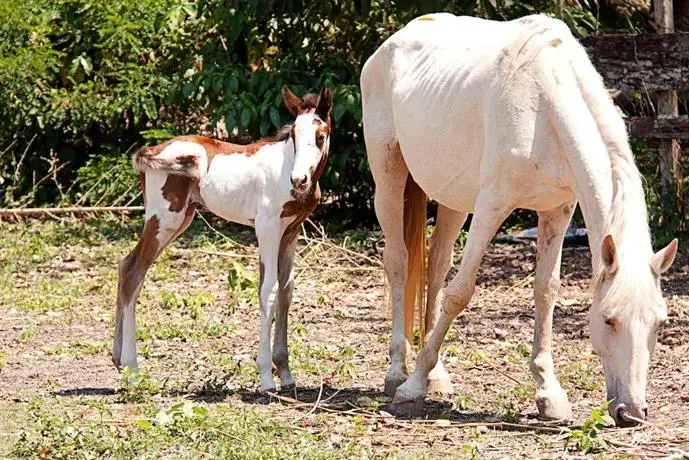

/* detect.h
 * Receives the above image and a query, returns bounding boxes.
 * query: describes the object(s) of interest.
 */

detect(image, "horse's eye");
[604,317,615,327]
[319,133,326,141]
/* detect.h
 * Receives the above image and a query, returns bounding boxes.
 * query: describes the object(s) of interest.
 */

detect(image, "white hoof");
[536,387,573,421]
[427,365,454,396]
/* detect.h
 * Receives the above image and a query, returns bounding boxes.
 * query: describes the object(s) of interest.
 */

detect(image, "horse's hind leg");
[112,173,195,372]
[394,189,512,408]
[426,205,467,395]
[531,201,576,420]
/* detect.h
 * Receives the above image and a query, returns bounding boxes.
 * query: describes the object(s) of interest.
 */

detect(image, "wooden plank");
[0,206,144,217]
[580,33,689,91]
[627,116,689,139]
[652,0,683,222]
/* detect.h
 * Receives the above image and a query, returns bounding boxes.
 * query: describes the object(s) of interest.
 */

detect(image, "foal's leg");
[255,216,282,392]
[531,201,576,420]
[113,173,195,372]
[426,205,467,395]
[394,190,511,407]
[273,228,299,391]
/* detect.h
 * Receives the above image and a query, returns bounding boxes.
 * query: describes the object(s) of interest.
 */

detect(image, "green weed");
[562,402,614,454]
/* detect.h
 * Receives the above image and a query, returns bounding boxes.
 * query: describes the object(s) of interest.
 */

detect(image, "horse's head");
[589,234,678,426]
[282,86,332,199]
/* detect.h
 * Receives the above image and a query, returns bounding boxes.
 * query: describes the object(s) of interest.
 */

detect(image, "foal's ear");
[283,86,303,117]
[315,87,332,122]
[601,233,618,275]
[651,238,678,276]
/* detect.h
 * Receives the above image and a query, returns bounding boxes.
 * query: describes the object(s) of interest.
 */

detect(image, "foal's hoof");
[389,397,425,417]
[536,389,573,421]
[384,375,408,397]
[279,383,296,394]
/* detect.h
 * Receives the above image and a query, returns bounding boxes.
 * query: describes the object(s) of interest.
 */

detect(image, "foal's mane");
[257,93,320,144]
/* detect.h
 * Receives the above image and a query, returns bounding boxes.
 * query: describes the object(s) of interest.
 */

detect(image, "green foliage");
[562,402,615,454]
[0,0,653,227]
[227,261,259,305]
[12,398,339,459]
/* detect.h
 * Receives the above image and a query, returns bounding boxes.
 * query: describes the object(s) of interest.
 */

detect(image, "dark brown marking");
[161,175,193,213]
[259,259,265,295]
[118,215,161,307]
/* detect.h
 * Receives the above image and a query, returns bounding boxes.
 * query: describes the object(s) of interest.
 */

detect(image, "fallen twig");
[0,206,144,217]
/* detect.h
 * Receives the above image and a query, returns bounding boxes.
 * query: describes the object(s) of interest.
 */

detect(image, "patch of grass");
[160,290,215,320]
[17,328,36,342]
[562,361,604,393]
[454,395,472,410]
[49,341,108,357]
[0,350,6,370]
[562,402,614,454]
[12,398,340,459]
[227,261,259,305]
[117,369,162,404]
[11,277,84,312]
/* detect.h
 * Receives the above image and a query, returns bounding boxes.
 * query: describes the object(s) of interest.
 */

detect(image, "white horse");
[361,13,678,426]
[112,87,332,392]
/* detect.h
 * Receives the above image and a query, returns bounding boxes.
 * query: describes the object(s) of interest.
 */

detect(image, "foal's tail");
[403,174,427,346]
[132,141,204,180]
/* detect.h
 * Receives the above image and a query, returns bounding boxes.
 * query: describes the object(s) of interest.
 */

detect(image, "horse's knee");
[443,283,475,316]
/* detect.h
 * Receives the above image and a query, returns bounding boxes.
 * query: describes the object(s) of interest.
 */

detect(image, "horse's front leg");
[272,227,300,391]
[255,216,282,392]
[531,201,576,420]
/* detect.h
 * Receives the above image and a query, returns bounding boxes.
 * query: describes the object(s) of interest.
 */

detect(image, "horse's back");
[362,13,580,212]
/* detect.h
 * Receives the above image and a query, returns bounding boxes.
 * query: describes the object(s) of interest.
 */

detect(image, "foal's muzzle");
[291,175,309,193]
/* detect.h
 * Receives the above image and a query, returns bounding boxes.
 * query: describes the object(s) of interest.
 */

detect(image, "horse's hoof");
[279,383,296,393]
[384,375,408,397]
[427,372,454,397]
[389,397,425,417]
[536,388,573,421]
[259,384,277,394]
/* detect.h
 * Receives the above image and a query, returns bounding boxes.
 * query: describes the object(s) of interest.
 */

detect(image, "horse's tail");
[132,141,204,180]
[403,174,427,346]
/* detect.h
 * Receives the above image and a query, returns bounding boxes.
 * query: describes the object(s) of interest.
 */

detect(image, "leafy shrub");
[0,0,653,228]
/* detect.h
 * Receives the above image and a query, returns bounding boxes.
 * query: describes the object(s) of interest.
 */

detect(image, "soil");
[1,219,688,458]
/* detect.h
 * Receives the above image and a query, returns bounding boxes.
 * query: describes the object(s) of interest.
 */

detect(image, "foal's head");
[282,86,332,199]
[589,234,678,426]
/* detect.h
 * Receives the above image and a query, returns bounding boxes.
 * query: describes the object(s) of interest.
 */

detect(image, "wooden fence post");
[653,0,684,225]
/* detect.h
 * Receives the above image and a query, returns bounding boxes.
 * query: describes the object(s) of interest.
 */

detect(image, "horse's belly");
[199,155,262,226]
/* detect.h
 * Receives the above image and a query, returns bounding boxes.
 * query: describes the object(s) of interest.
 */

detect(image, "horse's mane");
[257,93,320,144]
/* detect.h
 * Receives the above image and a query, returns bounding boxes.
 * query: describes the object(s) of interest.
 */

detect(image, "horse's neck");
[257,139,294,185]
[575,156,653,271]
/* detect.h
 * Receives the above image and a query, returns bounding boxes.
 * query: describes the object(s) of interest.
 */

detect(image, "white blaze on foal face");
[282,86,332,197]
[291,114,329,193]
[589,235,678,427]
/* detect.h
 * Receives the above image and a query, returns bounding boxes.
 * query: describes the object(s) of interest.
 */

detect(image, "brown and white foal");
[113,87,332,391]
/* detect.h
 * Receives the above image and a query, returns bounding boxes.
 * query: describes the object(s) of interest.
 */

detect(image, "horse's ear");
[651,238,678,276]
[283,86,303,117]
[316,87,332,121]
[601,233,618,275]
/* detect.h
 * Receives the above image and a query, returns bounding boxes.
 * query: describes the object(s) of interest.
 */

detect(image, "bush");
[0,0,653,229]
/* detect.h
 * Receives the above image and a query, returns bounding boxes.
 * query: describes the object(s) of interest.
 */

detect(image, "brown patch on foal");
[259,259,265,296]
[161,175,193,213]
[118,215,161,306]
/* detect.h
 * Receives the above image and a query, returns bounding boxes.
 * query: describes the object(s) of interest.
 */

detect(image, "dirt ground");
[1,216,688,458]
